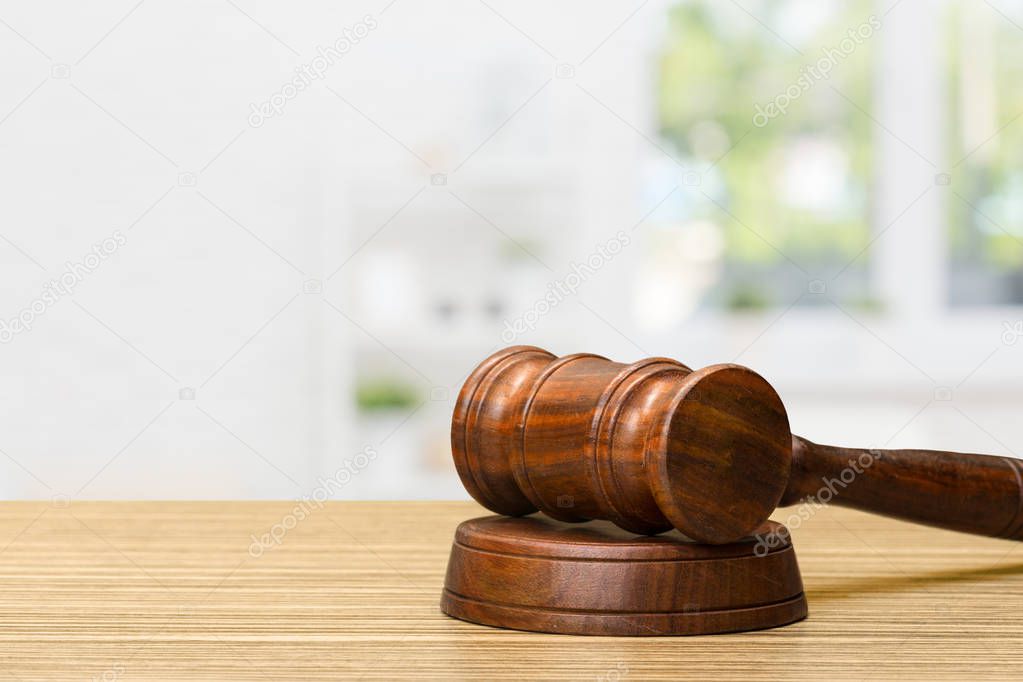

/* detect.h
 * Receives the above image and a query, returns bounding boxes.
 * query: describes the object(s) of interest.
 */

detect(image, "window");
[946,0,1023,305]
[644,0,876,326]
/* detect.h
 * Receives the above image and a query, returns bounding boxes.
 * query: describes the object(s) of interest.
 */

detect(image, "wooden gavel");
[452,345,1023,544]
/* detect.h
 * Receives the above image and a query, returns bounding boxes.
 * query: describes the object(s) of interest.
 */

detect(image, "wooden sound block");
[441,515,807,636]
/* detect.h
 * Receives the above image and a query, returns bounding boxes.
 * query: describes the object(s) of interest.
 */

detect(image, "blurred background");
[1,0,1022,500]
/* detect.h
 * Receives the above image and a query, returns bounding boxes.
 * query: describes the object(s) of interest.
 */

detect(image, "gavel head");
[451,346,793,544]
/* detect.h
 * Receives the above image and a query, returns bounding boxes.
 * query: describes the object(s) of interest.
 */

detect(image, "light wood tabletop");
[1,500,1022,681]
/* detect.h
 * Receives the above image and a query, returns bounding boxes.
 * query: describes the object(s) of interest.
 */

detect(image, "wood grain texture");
[455,345,1023,544]
[785,435,1023,539]
[0,501,1021,680]
[452,346,792,543]
[441,515,806,636]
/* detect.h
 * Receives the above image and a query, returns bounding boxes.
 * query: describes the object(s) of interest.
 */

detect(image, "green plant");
[355,378,419,411]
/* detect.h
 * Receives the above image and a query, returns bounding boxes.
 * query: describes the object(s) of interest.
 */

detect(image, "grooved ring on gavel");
[451,345,793,544]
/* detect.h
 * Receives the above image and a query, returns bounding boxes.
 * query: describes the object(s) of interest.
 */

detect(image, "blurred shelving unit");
[336,158,605,498]
[328,7,656,497]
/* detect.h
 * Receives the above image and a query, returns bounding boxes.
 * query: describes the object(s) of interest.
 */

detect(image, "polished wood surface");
[454,345,1023,543]
[441,515,806,635]
[452,345,792,543]
[1,501,1021,680]
[785,435,1023,539]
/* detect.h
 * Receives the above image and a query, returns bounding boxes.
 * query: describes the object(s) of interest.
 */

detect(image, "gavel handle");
[781,435,1023,540]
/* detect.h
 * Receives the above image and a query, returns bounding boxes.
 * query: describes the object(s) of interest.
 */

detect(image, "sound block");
[441,515,806,636]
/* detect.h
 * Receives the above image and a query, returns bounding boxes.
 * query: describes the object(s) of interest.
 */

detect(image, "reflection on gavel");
[452,345,1023,544]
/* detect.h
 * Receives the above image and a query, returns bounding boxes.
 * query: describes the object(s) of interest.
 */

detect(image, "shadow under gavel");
[452,345,1023,544]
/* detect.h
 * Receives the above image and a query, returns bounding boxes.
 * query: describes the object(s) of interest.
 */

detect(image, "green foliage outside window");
[657,1,875,307]
[945,1,1023,304]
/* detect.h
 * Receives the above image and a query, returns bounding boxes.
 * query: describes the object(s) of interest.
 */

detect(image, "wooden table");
[1,501,1022,680]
